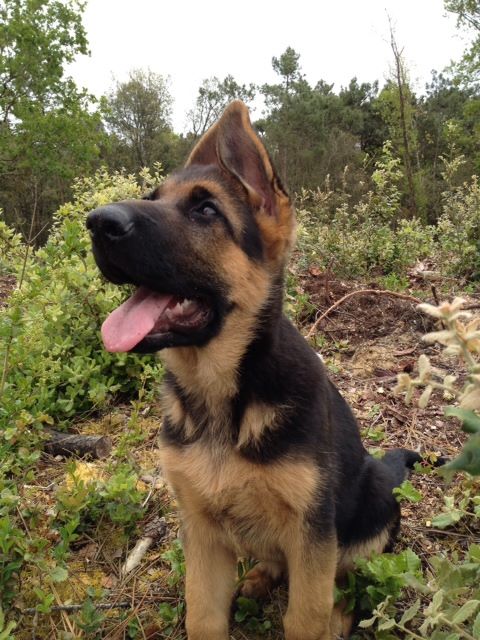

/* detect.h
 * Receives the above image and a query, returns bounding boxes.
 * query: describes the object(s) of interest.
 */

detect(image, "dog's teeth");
[181,299,195,311]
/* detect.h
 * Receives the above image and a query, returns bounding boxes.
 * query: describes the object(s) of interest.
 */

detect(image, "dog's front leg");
[283,537,338,640]
[183,523,236,640]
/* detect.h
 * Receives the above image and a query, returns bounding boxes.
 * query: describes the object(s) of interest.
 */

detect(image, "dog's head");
[87,101,295,354]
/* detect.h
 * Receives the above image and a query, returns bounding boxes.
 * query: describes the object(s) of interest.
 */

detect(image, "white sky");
[68,0,468,132]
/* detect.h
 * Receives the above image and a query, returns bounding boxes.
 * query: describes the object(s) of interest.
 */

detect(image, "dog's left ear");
[186,100,289,219]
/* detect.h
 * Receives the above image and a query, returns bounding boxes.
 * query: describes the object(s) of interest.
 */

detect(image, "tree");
[388,26,419,216]
[445,0,480,86]
[0,0,88,123]
[338,78,386,154]
[0,0,104,239]
[103,69,181,172]
[259,48,368,194]
[186,75,256,137]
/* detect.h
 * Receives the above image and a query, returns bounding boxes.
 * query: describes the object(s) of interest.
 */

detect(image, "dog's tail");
[381,448,446,487]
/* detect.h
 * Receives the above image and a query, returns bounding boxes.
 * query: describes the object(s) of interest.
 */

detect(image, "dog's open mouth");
[101,286,213,352]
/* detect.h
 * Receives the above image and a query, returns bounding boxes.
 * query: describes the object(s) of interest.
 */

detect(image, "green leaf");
[393,480,423,503]
[378,618,396,630]
[399,599,421,626]
[358,614,378,628]
[445,407,480,433]
[442,434,480,476]
[50,565,68,583]
[451,599,480,624]
[473,610,480,639]
[431,509,462,529]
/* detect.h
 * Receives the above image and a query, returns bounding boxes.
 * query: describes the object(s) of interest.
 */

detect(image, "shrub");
[436,175,480,279]
[296,143,435,278]
[0,215,24,276]
[0,168,163,435]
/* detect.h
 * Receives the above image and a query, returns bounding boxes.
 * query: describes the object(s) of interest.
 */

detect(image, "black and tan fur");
[87,101,425,640]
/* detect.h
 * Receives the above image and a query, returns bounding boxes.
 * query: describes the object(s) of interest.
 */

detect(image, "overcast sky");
[68,0,468,132]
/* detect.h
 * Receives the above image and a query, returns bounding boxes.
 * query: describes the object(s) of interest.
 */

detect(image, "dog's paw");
[239,561,283,600]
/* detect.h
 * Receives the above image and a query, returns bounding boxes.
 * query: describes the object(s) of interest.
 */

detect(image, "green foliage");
[445,0,480,87]
[353,545,480,638]
[0,168,162,431]
[393,480,423,504]
[0,216,24,275]
[74,589,106,636]
[187,74,256,137]
[0,0,88,121]
[296,142,435,278]
[396,297,480,475]
[431,477,480,528]
[0,515,26,606]
[0,0,105,239]
[161,539,186,587]
[341,549,422,618]
[436,174,480,279]
[234,596,272,635]
[0,607,16,640]
[0,169,162,613]
[103,69,183,173]
[55,462,147,538]
[158,601,185,636]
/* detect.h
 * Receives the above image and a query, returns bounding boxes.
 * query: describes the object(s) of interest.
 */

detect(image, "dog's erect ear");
[186,101,288,218]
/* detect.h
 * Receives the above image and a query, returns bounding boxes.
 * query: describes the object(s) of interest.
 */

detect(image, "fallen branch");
[305,289,421,339]
[43,429,112,459]
[122,516,168,576]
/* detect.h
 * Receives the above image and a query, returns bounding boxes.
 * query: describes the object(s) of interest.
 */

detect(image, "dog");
[87,101,425,640]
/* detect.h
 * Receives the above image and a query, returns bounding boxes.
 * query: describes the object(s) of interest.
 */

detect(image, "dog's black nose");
[86,204,135,240]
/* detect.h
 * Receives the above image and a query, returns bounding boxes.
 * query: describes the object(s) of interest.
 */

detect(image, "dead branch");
[121,516,169,576]
[43,429,112,459]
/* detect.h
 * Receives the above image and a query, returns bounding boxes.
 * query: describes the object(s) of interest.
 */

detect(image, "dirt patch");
[294,270,435,347]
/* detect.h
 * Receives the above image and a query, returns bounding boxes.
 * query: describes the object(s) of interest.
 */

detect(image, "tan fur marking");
[240,560,284,599]
[337,529,391,576]
[182,514,236,640]
[237,403,278,448]
[284,538,338,640]
[160,391,184,426]
[160,442,321,559]
[256,198,296,263]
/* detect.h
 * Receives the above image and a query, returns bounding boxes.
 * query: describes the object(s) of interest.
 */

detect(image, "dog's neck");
[162,272,285,416]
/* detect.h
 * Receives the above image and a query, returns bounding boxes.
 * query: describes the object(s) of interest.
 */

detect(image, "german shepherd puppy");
[87,101,423,640]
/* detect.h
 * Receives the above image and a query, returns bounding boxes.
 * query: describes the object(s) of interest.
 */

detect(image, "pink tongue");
[101,286,173,352]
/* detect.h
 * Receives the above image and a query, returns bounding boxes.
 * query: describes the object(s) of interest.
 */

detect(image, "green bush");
[0,215,24,276]
[0,168,163,435]
[296,143,435,278]
[436,175,480,279]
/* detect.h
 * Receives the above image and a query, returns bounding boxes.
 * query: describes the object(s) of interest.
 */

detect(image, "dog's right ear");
[186,101,288,217]
[186,101,295,261]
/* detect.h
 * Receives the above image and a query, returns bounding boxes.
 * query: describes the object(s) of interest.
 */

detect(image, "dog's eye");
[197,203,218,217]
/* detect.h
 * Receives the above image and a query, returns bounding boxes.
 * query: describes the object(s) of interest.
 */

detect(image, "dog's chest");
[160,441,320,557]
